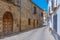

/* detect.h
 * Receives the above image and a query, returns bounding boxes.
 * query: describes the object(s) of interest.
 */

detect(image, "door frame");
[3,12,13,34]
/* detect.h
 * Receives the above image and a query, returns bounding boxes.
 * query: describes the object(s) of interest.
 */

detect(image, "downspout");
[19,0,21,32]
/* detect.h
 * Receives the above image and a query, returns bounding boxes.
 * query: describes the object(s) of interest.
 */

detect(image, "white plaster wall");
[54,0,57,7]
[48,0,53,13]
[57,0,60,6]
[56,7,60,35]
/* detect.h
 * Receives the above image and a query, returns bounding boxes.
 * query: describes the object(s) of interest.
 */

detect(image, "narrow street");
[0,26,58,40]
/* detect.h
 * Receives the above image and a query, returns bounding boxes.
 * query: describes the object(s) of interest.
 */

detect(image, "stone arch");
[3,12,13,35]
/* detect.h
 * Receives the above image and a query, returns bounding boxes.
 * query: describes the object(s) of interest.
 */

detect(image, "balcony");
[53,6,57,11]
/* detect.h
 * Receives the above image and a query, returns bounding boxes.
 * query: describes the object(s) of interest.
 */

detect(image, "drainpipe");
[19,0,21,32]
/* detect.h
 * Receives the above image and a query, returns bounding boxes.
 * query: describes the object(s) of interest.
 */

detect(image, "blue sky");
[32,0,48,12]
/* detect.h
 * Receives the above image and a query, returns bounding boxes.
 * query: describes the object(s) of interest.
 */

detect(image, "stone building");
[0,0,43,35]
[43,9,47,25]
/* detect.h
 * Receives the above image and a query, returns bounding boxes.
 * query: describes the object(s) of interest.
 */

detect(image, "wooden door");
[3,12,13,35]
[33,20,35,28]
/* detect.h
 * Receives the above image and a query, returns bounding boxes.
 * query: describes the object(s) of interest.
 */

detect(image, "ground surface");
[0,26,59,40]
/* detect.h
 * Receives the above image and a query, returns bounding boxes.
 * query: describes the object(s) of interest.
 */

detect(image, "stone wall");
[0,1,20,35]
[0,0,43,35]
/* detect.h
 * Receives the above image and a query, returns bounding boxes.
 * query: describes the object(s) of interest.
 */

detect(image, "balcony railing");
[53,6,57,11]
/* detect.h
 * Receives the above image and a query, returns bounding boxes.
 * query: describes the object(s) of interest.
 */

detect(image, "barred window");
[28,18,31,25]
[37,20,38,25]
[34,6,37,14]
[41,12,43,17]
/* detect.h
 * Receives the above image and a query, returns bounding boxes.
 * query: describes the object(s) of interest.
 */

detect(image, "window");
[34,6,37,14]
[37,20,38,25]
[4,0,12,2]
[17,0,21,6]
[49,7,50,13]
[52,0,54,9]
[41,12,43,17]
[33,20,35,28]
[28,18,31,25]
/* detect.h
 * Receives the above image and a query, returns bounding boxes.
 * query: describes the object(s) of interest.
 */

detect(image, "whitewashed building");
[48,0,57,32]
[52,5,60,35]
[48,0,60,35]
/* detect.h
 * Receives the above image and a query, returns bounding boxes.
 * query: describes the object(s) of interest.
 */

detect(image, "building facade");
[0,0,43,35]
[48,0,57,29]
[52,5,60,35]
[47,0,60,35]
[43,9,48,25]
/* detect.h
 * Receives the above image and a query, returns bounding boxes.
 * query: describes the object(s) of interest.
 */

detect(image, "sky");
[32,0,48,12]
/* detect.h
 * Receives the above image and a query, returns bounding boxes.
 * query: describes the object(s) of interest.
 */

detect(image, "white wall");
[48,0,53,13]
[56,7,60,35]
[57,0,60,6]
[54,0,57,7]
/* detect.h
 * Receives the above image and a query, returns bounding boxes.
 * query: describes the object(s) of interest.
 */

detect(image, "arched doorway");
[3,12,13,35]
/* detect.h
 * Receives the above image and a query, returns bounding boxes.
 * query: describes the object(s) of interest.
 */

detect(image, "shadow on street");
[0,25,46,39]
